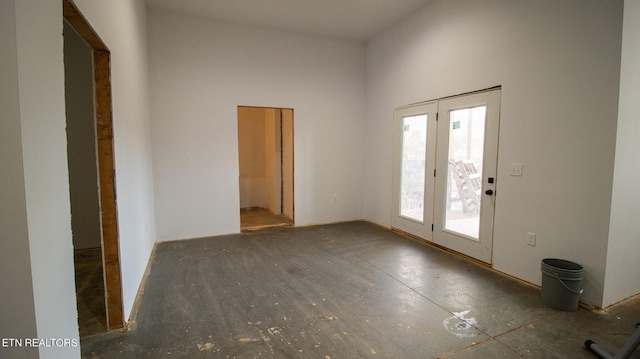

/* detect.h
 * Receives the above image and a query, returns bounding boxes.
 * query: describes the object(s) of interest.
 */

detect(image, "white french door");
[391,102,437,240]
[392,88,501,264]
[433,89,500,263]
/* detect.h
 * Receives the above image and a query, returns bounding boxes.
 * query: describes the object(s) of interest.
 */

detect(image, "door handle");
[485,189,494,196]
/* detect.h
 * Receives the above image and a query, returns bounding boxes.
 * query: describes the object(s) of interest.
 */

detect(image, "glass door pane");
[400,114,427,222]
[391,101,437,240]
[444,106,486,239]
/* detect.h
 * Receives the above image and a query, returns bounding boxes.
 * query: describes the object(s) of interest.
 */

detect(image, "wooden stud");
[62,0,107,51]
[94,51,124,330]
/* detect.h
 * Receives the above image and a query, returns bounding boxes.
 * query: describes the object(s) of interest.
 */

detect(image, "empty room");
[2,0,640,358]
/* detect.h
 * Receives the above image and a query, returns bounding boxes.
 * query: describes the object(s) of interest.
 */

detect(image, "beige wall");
[265,108,282,215]
[238,107,268,209]
[282,109,294,221]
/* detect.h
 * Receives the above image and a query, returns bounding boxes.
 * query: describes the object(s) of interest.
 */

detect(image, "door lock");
[485,189,494,196]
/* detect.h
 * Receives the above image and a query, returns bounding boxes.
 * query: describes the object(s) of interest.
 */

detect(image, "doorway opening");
[63,0,124,335]
[237,106,294,231]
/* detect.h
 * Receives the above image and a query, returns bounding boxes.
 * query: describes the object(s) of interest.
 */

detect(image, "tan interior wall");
[238,106,293,220]
[238,107,267,209]
[282,109,294,221]
[264,109,282,215]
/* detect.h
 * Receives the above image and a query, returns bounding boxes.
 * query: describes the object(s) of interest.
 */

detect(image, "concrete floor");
[80,221,640,358]
[74,248,107,337]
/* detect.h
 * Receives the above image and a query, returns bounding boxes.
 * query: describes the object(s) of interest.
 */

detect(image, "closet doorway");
[237,106,294,230]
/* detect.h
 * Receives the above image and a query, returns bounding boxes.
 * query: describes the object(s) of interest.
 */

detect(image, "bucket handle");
[554,273,584,295]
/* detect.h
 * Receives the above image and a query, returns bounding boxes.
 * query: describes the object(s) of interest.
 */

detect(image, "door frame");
[391,87,501,264]
[63,0,124,330]
[237,106,295,226]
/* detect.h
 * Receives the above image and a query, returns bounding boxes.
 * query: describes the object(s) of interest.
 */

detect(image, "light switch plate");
[527,232,536,246]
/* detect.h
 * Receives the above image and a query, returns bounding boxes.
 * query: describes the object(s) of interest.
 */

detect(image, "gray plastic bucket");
[540,258,584,311]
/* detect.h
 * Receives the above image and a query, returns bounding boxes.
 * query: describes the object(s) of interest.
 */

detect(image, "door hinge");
[436,112,439,121]
[431,224,434,231]
[434,169,436,177]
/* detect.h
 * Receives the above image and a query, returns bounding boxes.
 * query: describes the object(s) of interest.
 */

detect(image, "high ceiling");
[145,0,434,41]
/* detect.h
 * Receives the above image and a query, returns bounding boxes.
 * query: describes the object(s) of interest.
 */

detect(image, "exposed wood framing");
[63,0,124,331]
[94,51,124,330]
[62,0,107,51]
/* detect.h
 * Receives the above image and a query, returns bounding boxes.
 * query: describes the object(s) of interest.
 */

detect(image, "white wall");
[3,0,82,357]
[148,9,367,241]
[73,0,157,320]
[365,0,623,307]
[1,1,156,356]
[604,0,640,307]
[0,1,39,358]
[64,21,102,250]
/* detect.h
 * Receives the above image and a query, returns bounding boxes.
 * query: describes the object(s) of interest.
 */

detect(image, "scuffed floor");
[74,247,107,337]
[80,222,640,358]
[240,207,293,231]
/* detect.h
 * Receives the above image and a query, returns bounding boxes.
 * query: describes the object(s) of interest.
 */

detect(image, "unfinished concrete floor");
[80,222,640,358]
[74,247,107,337]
